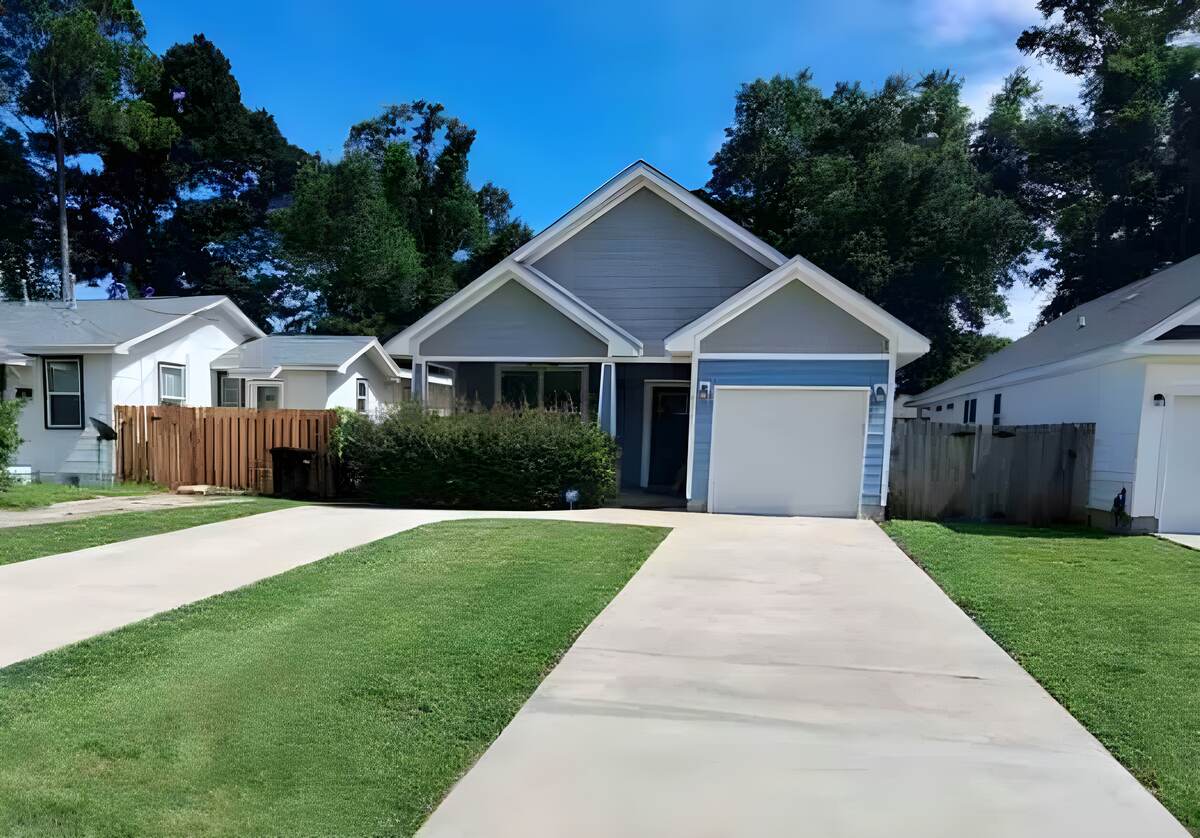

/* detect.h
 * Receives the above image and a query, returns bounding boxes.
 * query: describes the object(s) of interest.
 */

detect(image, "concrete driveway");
[0,506,1185,835]
[416,512,1186,838]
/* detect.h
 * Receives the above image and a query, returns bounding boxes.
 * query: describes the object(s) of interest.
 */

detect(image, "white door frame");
[640,379,690,488]
[707,385,871,517]
[247,379,285,409]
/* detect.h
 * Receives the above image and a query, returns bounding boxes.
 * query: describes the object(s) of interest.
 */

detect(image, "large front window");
[43,357,83,429]
[497,365,587,416]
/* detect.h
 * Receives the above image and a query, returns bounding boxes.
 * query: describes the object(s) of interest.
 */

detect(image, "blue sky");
[136,0,1077,335]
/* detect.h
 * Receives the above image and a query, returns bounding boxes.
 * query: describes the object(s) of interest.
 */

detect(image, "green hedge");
[0,398,24,490]
[332,403,619,509]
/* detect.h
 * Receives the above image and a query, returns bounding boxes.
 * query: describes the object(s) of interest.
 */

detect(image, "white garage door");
[1160,395,1200,533]
[709,387,868,517]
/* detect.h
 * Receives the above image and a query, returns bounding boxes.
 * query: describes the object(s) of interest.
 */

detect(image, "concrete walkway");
[0,506,1185,835]
[0,492,251,529]
[1158,531,1200,551]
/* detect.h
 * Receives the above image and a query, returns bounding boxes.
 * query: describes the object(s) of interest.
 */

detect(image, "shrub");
[0,398,25,490]
[333,402,619,509]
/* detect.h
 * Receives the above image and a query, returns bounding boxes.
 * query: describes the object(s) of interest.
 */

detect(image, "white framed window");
[43,356,83,429]
[248,380,283,410]
[158,363,186,405]
[496,365,589,417]
[217,373,242,407]
[356,379,369,414]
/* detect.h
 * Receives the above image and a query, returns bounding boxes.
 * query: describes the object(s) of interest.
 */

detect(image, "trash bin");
[271,447,317,499]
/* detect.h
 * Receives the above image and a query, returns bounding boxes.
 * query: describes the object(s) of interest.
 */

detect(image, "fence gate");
[116,405,337,496]
[888,420,1095,525]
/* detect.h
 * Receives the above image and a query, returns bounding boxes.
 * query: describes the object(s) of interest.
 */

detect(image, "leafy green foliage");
[0,127,52,299]
[705,71,1036,390]
[0,518,666,835]
[275,102,531,335]
[986,1,1200,320]
[885,520,1200,830]
[0,397,24,489]
[335,403,618,509]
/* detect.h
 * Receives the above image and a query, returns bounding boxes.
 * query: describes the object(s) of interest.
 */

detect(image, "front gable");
[418,279,607,358]
[532,188,772,355]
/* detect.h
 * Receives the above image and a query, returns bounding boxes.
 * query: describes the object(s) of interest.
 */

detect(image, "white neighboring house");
[209,335,414,412]
[0,296,263,485]
[909,256,1200,534]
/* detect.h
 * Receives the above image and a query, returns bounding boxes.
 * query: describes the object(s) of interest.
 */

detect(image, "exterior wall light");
[1153,393,1166,407]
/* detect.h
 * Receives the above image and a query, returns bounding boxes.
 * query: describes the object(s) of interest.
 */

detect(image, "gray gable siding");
[700,280,888,354]
[418,279,607,358]
[533,189,771,355]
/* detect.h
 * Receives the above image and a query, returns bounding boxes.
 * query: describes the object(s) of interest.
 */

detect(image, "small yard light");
[564,488,580,510]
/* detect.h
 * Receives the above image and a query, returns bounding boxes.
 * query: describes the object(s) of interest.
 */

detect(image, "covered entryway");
[1159,395,1200,533]
[642,382,689,495]
[708,387,867,516]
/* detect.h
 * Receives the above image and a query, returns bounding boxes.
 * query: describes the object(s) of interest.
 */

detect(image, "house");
[209,335,416,412]
[385,161,930,517]
[908,256,1200,534]
[0,296,263,485]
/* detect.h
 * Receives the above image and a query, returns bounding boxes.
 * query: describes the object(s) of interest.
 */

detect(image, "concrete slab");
[415,514,1187,838]
[0,492,252,529]
[1158,532,1200,551]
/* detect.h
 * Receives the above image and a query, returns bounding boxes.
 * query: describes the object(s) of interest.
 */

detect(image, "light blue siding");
[691,359,889,509]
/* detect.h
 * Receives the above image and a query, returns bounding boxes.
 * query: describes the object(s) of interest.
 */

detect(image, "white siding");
[326,354,398,413]
[111,320,245,408]
[925,358,1148,512]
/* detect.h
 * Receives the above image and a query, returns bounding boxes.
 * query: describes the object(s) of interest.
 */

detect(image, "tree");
[4,0,176,301]
[0,126,54,299]
[705,71,1036,389]
[994,1,1200,319]
[275,102,530,335]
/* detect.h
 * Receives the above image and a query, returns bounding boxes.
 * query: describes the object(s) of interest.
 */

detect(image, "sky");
[134,0,1080,337]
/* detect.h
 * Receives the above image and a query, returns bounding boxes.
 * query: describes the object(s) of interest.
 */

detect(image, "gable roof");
[212,335,403,379]
[0,296,264,353]
[509,160,787,270]
[911,254,1200,404]
[664,255,931,365]
[384,260,643,357]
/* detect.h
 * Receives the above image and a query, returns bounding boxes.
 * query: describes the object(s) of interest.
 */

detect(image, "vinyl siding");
[419,279,607,358]
[699,279,888,354]
[533,189,771,355]
[690,359,889,509]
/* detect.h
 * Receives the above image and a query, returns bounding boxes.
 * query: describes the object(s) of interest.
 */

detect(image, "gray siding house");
[385,162,929,517]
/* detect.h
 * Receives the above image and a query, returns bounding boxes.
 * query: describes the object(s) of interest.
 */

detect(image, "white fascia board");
[510,161,786,270]
[386,260,641,358]
[664,256,930,361]
[337,339,404,377]
[1126,296,1200,346]
[0,351,31,365]
[13,344,116,354]
[112,298,265,354]
[520,263,643,352]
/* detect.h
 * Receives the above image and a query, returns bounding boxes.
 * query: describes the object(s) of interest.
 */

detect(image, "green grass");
[0,481,162,510]
[0,518,668,837]
[0,498,299,567]
[883,520,1200,832]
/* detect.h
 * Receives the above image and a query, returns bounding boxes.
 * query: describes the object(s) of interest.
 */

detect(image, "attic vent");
[1077,315,1087,329]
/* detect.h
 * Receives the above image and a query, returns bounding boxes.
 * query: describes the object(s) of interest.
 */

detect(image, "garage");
[1159,395,1200,533]
[708,387,868,517]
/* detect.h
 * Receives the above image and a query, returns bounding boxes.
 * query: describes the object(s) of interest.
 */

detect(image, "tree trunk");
[54,119,72,304]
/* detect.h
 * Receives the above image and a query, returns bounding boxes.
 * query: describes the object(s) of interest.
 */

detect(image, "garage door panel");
[709,388,867,517]
[1160,395,1200,533]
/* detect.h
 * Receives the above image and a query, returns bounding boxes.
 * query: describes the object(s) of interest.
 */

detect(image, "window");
[43,357,83,429]
[968,398,977,423]
[158,363,186,405]
[217,373,242,407]
[992,393,1002,426]
[356,379,369,414]
[497,366,587,416]
[935,405,942,412]
[947,402,954,411]
[962,398,978,423]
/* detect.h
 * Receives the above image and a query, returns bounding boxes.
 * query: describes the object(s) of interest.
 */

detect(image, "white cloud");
[916,0,1039,45]
[960,49,1082,120]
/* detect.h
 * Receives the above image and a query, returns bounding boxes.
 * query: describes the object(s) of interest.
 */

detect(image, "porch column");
[598,362,616,436]
[411,360,427,402]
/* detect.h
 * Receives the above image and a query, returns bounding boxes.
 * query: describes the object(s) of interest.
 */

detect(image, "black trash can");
[271,447,317,499]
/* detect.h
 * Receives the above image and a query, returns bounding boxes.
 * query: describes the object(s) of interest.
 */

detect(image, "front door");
[647,386,689,493]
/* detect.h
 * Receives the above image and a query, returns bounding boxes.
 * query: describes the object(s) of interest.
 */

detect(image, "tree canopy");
[705,71,1036,389]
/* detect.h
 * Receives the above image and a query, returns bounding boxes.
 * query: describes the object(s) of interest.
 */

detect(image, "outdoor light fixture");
[1153,393,1166,407]
[697,381,712,400]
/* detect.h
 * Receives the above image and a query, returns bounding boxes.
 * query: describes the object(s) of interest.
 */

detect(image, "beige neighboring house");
[209,335,413,413]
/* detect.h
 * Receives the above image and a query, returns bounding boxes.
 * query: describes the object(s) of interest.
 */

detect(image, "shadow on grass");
[892,519,1127,541]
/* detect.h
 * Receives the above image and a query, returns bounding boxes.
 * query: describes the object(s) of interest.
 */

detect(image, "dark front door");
[648,386,689,494]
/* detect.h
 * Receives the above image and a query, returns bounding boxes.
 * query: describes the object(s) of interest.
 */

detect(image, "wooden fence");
[116,405,338,497]
[888,420,1095,525]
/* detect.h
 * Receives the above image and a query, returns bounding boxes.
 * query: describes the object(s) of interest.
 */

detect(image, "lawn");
[0,481,162,510]
[0,498,299,567]
[0,518,668,837]
[883,520,1200,832]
